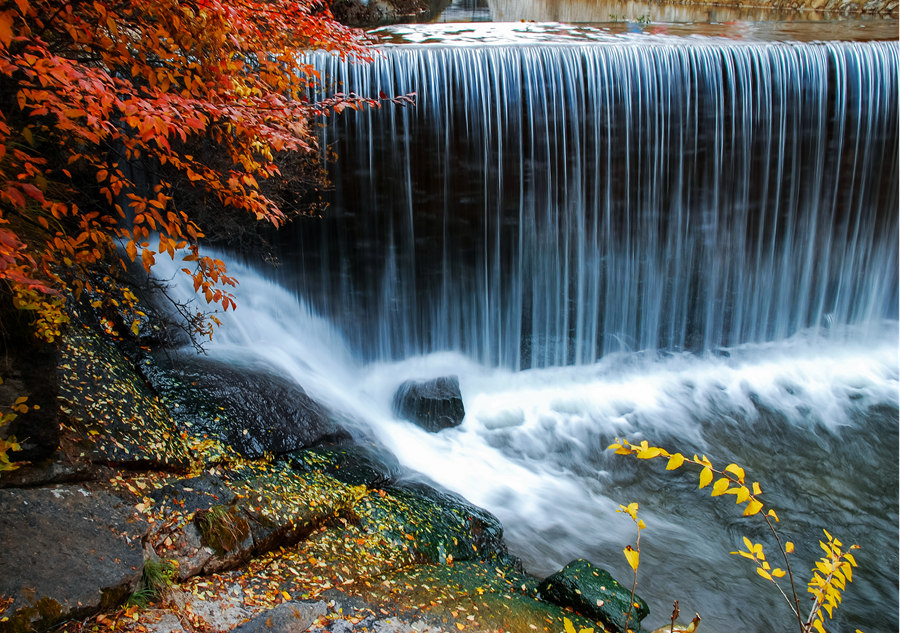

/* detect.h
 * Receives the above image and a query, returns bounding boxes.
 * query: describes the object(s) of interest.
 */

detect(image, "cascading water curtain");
[290,40,898,369]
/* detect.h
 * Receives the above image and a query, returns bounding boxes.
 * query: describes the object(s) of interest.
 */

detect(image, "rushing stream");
[165,26,898,633]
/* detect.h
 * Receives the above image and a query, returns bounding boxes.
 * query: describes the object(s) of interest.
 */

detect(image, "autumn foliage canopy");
[0,0,374,340]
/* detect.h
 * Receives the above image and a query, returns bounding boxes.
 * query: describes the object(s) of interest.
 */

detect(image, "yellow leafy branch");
[608,438,861,633]
[805,530,859,633]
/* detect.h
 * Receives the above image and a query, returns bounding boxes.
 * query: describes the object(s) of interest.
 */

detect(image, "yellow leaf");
[785,542,795,554]
[699,467,713,489]
[756,567,772,581]
[636,446,661,459]
[812,619,826,633]
[564,617,577,633]
[711,478,729,497]
[734,485,750,504]
[767,509,780,522]
[666,452,685,470]
[623,545,639,572]
[842,563,853,583]
[724,463,745,483]
[752,481,762,495]
[743,499,764,516]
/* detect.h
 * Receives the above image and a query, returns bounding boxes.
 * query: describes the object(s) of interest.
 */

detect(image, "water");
[430,0,899,26]
[169,258,899,633]
[159,29,899,633]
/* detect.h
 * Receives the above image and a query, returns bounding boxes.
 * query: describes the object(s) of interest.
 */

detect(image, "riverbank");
[0,304,647,633]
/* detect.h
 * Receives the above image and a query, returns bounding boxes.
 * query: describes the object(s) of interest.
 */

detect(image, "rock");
[157,521,216,581]
[168,588,251,633]
[0,459,96,489]
[316,561,598,633]
[56,327,192,470]
[355,479,513,566]
[0,485,148,630]
[539,559,649,633]
[147,475,240,579]
[287,443,404,488]
[145,612,186,633]
[143,355,350,458]
[230,601,327,633]
[144,463,361,582]
[392,376,465,432]
[150,475,237,515]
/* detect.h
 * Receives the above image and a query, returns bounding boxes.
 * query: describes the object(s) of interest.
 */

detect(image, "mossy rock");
[540,559,649,633]
[326,561,603,633]
[352,480,512,567]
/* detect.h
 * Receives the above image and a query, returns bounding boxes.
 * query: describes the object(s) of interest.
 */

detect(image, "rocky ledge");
[0,308,656,633]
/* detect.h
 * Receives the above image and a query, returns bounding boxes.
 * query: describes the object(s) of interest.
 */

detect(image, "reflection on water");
[375,19,900,43]
[429,0,900,31]
[433,0,491,22]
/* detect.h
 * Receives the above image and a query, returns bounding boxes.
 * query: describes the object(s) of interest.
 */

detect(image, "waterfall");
[176,32,899,632]
[279,38,899,369]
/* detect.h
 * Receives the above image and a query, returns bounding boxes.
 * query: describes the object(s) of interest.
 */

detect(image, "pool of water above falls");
[371,19,900,45]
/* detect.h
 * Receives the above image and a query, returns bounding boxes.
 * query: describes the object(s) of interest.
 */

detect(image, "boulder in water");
[540,559,649,633]
[392,376,465,432]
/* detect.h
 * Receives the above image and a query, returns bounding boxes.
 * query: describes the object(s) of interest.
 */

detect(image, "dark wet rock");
[287,442,405,488]
[150,474,237,515]
[392,376,465,433]
[540,559,649,633]
[231,600,327,633]
[0,485,148,631]
[143,355,349,459]
[0,458,96,489]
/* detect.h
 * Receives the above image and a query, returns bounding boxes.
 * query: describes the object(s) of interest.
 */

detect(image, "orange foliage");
[0,0,376,339]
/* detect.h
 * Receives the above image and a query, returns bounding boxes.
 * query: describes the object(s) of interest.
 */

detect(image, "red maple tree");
[0,0,378,340]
